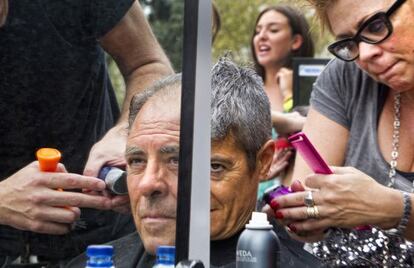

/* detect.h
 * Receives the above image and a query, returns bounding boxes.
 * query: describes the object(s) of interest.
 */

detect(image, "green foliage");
[141,0,184,71]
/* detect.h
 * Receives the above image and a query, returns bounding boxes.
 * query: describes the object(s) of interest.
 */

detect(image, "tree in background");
[141,0,184,71]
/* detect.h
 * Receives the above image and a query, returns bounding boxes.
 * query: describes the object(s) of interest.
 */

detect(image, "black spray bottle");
[236,212,280,268]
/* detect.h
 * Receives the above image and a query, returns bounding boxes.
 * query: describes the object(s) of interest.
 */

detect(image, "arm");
[273,108,414,241]
[83,2,173,212]
[271,110,306,136]
[291,107,349,182]
[84,1,173,176]
[99,1,173,124]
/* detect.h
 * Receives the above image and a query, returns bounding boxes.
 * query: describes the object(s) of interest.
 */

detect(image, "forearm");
[118,60,172,123]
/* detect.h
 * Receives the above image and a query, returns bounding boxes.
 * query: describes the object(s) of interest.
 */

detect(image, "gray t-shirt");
[310,59,413,191]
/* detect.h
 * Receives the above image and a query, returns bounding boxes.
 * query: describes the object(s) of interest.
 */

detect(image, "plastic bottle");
[153,246,175,268]
[86,245,115,268]
[236,212,280,268]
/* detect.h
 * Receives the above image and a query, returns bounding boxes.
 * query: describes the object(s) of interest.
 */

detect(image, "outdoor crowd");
[1,0,414,267]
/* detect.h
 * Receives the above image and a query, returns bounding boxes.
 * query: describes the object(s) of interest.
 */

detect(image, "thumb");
[290,179,305,192]
[55,163,68,173]
[304,174,326,190]
[83,153,105,177]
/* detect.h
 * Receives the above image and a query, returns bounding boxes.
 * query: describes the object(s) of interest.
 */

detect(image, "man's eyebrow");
[210,155,233,166]
[125,146,145,157]
[160,145,180,154]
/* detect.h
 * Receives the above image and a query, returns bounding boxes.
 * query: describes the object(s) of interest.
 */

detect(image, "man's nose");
[138,161,167,198]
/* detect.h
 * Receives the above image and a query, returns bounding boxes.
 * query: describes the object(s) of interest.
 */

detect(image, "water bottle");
[153,246,175,268]
[236,212,280,268]
[86,245,115,268]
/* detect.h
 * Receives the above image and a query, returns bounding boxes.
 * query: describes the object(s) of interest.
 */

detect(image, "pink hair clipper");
[288,132,333,174]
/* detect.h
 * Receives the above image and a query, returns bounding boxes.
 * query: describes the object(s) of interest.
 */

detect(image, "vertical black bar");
[175,0,199,264]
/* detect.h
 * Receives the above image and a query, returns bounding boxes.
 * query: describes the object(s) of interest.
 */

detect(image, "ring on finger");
[304,191,315,207]
[314,205,320,218]
[306,206,320,219]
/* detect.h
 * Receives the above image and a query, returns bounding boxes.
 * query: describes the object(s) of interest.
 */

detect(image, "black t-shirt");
[0,0,134,176]
[0,0,136,259]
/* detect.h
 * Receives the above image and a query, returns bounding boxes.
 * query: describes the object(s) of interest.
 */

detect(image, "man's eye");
[169,157,179,166]
[128,158,145,166]
[211,163,225,172]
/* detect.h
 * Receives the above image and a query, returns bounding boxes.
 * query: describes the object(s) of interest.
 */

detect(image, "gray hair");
[211,57,272,171]
[128,58,272,171]
[128,73,182,129]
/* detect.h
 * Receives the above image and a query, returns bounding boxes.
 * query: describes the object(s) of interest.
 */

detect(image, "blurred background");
[108,0,333,107]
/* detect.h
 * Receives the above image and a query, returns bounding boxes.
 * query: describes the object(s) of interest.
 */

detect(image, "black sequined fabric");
[312,227,414,267]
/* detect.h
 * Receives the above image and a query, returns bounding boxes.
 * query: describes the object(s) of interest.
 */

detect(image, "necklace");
[387,92,402,189]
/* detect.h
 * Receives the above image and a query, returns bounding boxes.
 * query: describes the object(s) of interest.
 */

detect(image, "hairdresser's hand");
[271,111,306,136]
[85,189,131,214]
[84,123,128,178]
[83,123,131,213]
[0,162,111,235]
[263,180,325,242]
[265,148,293,180]
[275,67,293,101]
[273,167,403,241]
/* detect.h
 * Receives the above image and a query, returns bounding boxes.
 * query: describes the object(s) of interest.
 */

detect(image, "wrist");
[387,191,411,235]
[376,187,403,230]
[379,189,412,235]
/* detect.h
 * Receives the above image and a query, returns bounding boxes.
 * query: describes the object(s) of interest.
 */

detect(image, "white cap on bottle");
[245,211,273,229]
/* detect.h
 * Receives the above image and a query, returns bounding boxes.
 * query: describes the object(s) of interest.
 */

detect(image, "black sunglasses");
[328,0,406,61]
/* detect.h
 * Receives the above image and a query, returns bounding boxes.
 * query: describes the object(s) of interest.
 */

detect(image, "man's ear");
[256,139,275,181]
[291,34,304,51]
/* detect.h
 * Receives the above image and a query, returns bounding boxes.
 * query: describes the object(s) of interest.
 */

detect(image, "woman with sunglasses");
[267,0,414,266]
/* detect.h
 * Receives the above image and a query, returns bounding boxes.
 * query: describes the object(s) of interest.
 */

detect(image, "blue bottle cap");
[87,245,114,257]
[156,246,175,264]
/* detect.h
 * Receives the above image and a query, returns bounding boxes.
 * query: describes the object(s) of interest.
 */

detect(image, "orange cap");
[36,148,61,172]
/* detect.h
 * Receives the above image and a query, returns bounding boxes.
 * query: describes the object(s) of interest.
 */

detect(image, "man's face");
[126,95,180,255]
[210,135,267,240]
[126,92,273,252]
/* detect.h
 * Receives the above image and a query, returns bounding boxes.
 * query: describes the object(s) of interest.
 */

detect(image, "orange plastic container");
[36,148,61,172]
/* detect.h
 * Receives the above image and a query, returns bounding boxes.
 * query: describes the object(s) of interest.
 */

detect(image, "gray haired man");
[67,58,320,267]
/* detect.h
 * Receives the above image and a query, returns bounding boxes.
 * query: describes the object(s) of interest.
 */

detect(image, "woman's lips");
[377,61,399,79]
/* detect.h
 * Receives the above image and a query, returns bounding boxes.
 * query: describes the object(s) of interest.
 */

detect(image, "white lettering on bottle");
[236,250,257,263]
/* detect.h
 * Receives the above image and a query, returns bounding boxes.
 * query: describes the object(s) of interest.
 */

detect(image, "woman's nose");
[358,41,383,62]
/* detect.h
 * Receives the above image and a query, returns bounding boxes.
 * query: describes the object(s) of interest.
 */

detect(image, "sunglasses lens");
[329,40,359,61]
[360,16,390,42]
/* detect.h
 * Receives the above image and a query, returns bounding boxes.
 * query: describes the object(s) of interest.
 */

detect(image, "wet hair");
[128,57,272,171]
[250,5,315,81]
[211,57,272,171]
[128,73,182,129]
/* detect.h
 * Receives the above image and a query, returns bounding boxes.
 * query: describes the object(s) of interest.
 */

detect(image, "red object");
[274,137,291,150]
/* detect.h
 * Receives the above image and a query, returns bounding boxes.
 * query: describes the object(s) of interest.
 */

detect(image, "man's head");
[126,58,273,254]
